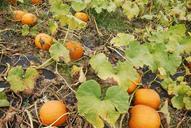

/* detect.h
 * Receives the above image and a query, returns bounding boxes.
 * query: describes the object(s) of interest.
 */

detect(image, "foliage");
[110,33,135,47]
[7,66,39,93]
[48,0,86,30]
[161,78,191,110]
[90,53,139,91]
[49,41,70,63]
[76,80,129,128]
[70,0,190,25]
[110,24,191,76]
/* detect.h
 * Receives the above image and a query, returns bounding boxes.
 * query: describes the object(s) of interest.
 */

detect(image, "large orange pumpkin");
[134,88,161,109]
[39,100,68,126]
[129,105,161,128]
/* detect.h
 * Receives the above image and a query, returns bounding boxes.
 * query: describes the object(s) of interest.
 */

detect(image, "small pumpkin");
[21,13,37,25]
[13,10,26,21]
[35,33,53,50]
[127,76,141,94]
[32,0,42,4]
[65,41,84,60]
[74,12,89,22]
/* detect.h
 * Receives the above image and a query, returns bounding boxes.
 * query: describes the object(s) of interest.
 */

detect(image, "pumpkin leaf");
[7,66,39,93]
[49,41,70,63]
[90,53,139,91]
[110,33,135,47]
[71,0,87,11]
[76,80,129,128]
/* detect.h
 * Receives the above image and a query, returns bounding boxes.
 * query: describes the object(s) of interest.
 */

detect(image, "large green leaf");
[90,53,139,90]
[115,61,138,90]
[7,66,39,93]
[49,0,70,15]
[125,42,154,70]
[149,43,182,74]
[89,53,115,80]
[76,80,129,128]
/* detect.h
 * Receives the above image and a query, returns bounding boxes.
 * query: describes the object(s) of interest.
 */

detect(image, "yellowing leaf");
[110,33,135,47]
[122,1,140,20]
[160,100,170,126]
[49,41,70,63]
[7,66,39,93]
[90,53,115,80]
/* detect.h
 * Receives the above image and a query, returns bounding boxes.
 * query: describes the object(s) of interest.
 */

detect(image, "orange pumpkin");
[65,41,84,60]
[129,105,161,128]
[21,13,37,25]
[134,88,161,109]
[32,0,42,4]
[39,100,68,126]
[35,33,53,50]
[74,12,89,22]
[128,76,141,93]
[13,10,26,21]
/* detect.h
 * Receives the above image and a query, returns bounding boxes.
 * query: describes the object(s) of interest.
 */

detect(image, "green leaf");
[173,84,191,95]
[105,86,129,113]
[48,20,58,35]
[125,42,154,70]
[30,26,38,36]
[148,43,181,74]
[149,24,186,52]
[71,0,87,11]
[90,53,139,91]
[171,96,185,109]
[22,25,29,36]
[115,61,138,90]
[178,38,191,54]
[0,92,9,107]
[49,41,70,63]
[183,96,191,110]
[122,1,140,20]
[56,15,86,30]
[110,33,135,47]
[7,66,39,93]
[77,80,129,128]
[90,53,115,80]
[49,0,70,15]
